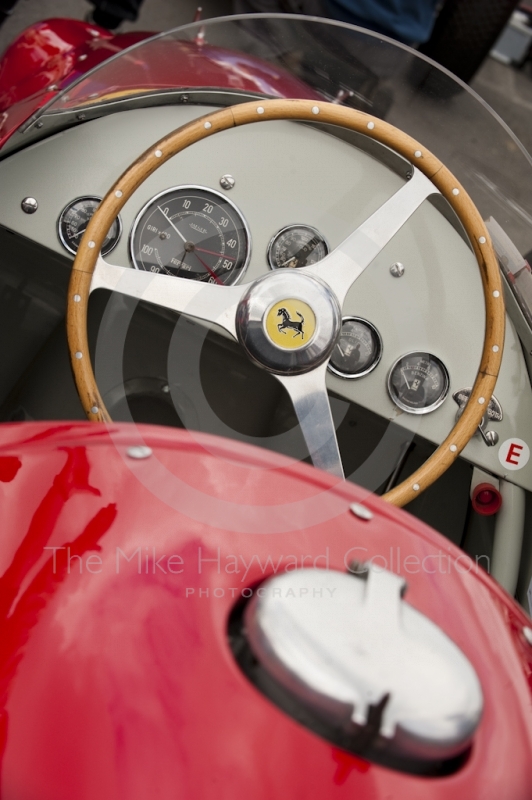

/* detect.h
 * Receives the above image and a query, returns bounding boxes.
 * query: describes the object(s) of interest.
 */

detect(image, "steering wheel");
[66,99,504,507]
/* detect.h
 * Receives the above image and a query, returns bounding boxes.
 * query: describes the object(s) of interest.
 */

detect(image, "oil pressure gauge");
[268,224,328,269]
[387,352,450,414]
[328,317,382,378]
[58,196,122,256]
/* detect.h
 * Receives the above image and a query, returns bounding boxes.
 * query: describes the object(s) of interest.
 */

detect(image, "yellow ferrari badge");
[264,299,316,350]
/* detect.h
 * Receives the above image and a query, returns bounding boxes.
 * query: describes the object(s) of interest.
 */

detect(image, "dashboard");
[1,101,532,491]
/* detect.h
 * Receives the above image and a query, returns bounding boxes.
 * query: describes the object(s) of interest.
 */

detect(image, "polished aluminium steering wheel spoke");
[91,255,246,338]
[276,167,436,480]
[276,363,344,479]
[304,168,437,304]
[93,255,344,478]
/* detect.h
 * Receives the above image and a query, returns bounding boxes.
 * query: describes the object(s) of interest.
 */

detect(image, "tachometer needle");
[156,206,223,283]
[157,206,187,243]
[192,251,222,284]
[195,247,235,260]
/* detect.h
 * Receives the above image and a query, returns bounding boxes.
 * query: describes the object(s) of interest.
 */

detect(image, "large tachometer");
[130,185,250,285]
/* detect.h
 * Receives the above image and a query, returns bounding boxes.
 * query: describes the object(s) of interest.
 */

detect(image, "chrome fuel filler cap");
[243,566,483,770]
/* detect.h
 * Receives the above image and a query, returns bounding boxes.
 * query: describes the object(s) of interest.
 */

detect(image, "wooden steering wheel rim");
[66,98,505,507]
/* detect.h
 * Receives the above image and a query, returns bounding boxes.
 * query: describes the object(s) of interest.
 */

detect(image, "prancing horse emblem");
[277,307,304,339]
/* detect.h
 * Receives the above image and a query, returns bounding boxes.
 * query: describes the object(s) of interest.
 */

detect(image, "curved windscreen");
[16,14,532,253]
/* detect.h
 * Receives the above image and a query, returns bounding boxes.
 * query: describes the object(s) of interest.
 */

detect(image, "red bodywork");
[0,421,531,798]
[0,18,317,150]
[0,15,531,799]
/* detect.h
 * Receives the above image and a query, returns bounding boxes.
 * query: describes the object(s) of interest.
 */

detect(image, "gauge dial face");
[58,196,121,256]
[387,352,450,414]
[328,317,382,379]
[130,186,250,285]
[268,224,328,270]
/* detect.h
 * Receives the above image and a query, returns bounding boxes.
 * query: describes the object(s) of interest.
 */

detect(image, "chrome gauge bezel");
[387,351,450,415]
[58,195,122,256]
[129,184,252,286]
[267,224,329,270]
[327,316,383,379]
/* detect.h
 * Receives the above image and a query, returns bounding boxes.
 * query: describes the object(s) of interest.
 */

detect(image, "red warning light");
[472,483,502,516]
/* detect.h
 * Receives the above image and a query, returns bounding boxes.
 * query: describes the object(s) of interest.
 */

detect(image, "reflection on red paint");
[0,448,100,621]
[0,447,116,782]
[0,457,21,483]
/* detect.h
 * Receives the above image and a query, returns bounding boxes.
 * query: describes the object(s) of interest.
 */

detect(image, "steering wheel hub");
[236,270,341,375]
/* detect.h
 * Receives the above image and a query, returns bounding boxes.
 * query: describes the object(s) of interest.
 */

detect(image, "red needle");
[192,251,222,284]
[194,247,236,260]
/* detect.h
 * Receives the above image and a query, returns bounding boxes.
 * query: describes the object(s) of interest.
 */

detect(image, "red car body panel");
[0,18,318,151]
[0,13,531,798]
[0,422,530,798]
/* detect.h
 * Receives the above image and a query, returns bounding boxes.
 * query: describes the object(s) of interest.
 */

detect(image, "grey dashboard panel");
[0,103,531,490]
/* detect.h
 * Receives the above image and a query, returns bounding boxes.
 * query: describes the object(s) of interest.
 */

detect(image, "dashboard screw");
[21,197,38,214]
[390,262,404,277]
[484,430,499,446]
[220,174,235,190]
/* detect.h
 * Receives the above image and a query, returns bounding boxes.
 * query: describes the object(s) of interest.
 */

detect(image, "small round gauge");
[387,352,450,414]
[267,224,328,270]
[130,186,250,285]
[58,196,122,256]
[328,317,382,379]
